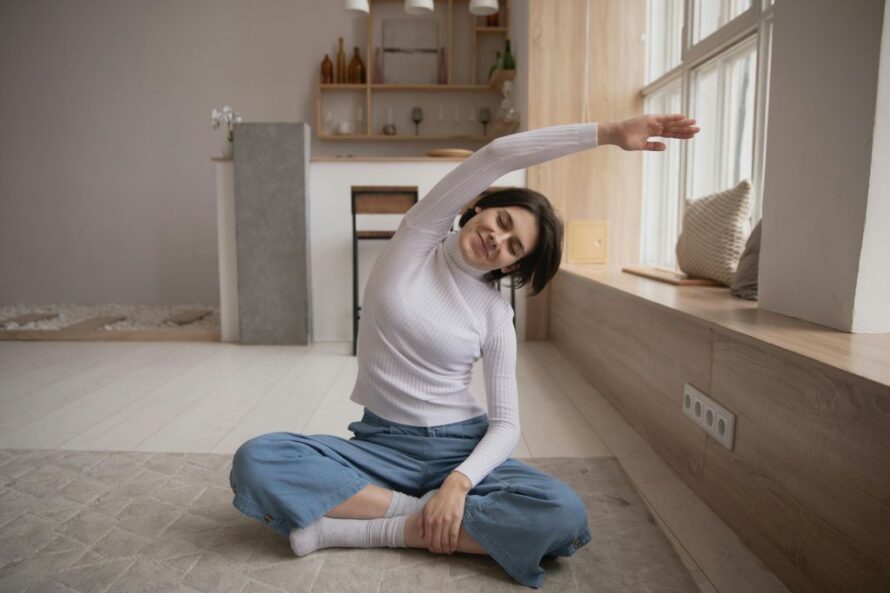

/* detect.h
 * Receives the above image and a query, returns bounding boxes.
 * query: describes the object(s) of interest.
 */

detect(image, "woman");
[230,114,699,588]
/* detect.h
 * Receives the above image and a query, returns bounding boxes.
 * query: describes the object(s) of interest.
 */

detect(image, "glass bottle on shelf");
[373,47,383,84]
[347,47,366,84]
[355,106,365,134]
[497,80,519,125]
[321,54,333,84]
[437,47,448,84]
[324,110,334,135]
[503,39,516,70]
[336,37,346,83]
[383,107,396,135]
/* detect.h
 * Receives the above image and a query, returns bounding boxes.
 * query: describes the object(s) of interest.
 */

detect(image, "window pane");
[731,0,752,19]
[691,63,720,199]
[694,0,721,42]
[725,46,756,186]
[690,39,757,200]
[641,82,682,268]
[645,0,683,82]
[693,0,752,43]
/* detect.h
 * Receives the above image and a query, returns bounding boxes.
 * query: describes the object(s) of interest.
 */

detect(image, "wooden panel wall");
[549,272,890,593]
[525,0,645,339]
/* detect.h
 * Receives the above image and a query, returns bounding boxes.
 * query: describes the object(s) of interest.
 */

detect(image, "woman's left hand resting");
[598,113,700,151]
[421,471,472,554]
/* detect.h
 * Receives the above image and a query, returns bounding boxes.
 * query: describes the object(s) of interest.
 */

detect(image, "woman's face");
[459,205,539,274]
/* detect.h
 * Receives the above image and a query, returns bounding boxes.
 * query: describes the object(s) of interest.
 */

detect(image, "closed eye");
[497,215,516,256]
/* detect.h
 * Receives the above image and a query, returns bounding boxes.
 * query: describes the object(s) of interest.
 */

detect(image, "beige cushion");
[730,219,761,300]
[675,180,752,286]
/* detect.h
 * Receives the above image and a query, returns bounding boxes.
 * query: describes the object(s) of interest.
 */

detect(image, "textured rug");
[0,449,698,592]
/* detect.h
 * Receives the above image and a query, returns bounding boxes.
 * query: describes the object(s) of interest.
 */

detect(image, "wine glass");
[479,108,492,137]
[411,107,424,136]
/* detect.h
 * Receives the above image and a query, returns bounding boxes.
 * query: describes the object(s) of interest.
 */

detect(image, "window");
[693,0,752,44]
[645,0,683,83]
[642,83,682,268]
[640,0,773,268]
[690,38,757,200]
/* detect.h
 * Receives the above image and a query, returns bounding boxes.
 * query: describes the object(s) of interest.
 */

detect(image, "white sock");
[289,515,409,557]
[383,489,439,518]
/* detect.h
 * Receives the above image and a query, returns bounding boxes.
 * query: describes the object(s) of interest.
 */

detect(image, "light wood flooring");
[0,340,789,593]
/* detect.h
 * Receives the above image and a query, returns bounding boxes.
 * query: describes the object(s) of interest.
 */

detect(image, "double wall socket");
[683,383,736,450]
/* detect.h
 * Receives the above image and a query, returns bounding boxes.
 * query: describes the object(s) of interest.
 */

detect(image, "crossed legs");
[325,483,487,555]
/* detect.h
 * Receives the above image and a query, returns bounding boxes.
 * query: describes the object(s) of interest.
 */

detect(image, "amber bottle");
[347,47,366,84]
[336,37,346,84]
[321,54,333,84]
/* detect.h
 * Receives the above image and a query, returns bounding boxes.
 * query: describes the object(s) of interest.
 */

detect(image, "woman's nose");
[488,231,504,252]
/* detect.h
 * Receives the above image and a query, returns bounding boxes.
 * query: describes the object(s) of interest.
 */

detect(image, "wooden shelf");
[373,84,494,91]
[317,0,511,141]
[321,84,496,92]
[318,134,490,141]
[319,84,368,90]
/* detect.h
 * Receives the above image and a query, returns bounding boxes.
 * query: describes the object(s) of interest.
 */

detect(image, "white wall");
[759,0,888,333]
[0,0,528,307]
[853,4,890,333]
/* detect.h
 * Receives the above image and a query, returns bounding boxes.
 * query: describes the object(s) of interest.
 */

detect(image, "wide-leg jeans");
[229,408,592,588]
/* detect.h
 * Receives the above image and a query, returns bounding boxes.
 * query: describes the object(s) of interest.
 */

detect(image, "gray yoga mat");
[0,449,698,592]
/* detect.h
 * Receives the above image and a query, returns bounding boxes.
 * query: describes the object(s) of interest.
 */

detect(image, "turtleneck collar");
[443,230,490,282]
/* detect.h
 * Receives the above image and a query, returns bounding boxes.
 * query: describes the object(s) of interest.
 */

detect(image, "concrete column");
[759,0,889,333]
[233,123,312,344]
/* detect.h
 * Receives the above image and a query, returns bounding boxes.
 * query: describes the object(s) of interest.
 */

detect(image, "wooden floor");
[0,340,789,593]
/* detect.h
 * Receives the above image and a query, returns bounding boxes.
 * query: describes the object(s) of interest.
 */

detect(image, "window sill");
[560,264,890,389]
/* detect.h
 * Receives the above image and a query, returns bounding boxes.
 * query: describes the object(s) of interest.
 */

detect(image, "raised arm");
[401,123,599,237]
[400,115,699,239]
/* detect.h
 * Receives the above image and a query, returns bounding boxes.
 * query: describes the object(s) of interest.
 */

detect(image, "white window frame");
[641,0,774,266]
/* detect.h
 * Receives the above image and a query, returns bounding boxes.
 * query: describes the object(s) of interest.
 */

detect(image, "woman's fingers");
[449,522,460,553]
[436,520,447,553]
[657,113,688,125]
[424,517,459,554]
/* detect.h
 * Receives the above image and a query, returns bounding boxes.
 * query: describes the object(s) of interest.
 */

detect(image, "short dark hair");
[457,187,564,296]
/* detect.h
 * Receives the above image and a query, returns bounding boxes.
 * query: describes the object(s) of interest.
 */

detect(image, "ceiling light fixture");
[404,0,435,15]
[343,0,370,13]
[469,0,499,16]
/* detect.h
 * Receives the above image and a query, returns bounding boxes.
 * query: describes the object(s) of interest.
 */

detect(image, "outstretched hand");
[599,114,700,151]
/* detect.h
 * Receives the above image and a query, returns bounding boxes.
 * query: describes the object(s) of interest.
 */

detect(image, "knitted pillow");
[730,219,761,300]
[675,180,752,286]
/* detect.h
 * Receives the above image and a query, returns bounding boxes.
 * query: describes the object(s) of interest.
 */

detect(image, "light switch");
[567,221,608,263]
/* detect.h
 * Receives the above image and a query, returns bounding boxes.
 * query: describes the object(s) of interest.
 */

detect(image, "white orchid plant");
[211,105,243,142]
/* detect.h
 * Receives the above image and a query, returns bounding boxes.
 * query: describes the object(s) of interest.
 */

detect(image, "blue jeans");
[229,407,592,588]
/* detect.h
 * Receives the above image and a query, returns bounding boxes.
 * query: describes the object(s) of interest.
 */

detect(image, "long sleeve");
[401,123,600,239]
[452,318,521,489]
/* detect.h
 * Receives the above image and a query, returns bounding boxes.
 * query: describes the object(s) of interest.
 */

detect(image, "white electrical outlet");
[683,383,735,450]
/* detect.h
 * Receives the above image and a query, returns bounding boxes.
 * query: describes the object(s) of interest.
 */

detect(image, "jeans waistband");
[361,408,489,432]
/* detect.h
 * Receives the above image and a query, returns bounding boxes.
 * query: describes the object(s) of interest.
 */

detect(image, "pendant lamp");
[469,0,499,16]
[343,0,370,13]
[404,0,434,15]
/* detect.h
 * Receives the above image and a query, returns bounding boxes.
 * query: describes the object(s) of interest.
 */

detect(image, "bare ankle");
[325,484,392,519]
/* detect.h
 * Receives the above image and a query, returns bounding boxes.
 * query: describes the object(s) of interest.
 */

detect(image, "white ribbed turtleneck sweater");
[349,123,600,488]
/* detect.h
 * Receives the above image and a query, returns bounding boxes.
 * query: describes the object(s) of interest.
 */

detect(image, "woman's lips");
[476,231,488,259]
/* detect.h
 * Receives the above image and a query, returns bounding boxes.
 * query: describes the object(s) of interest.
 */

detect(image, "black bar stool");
[352,186,418,356]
